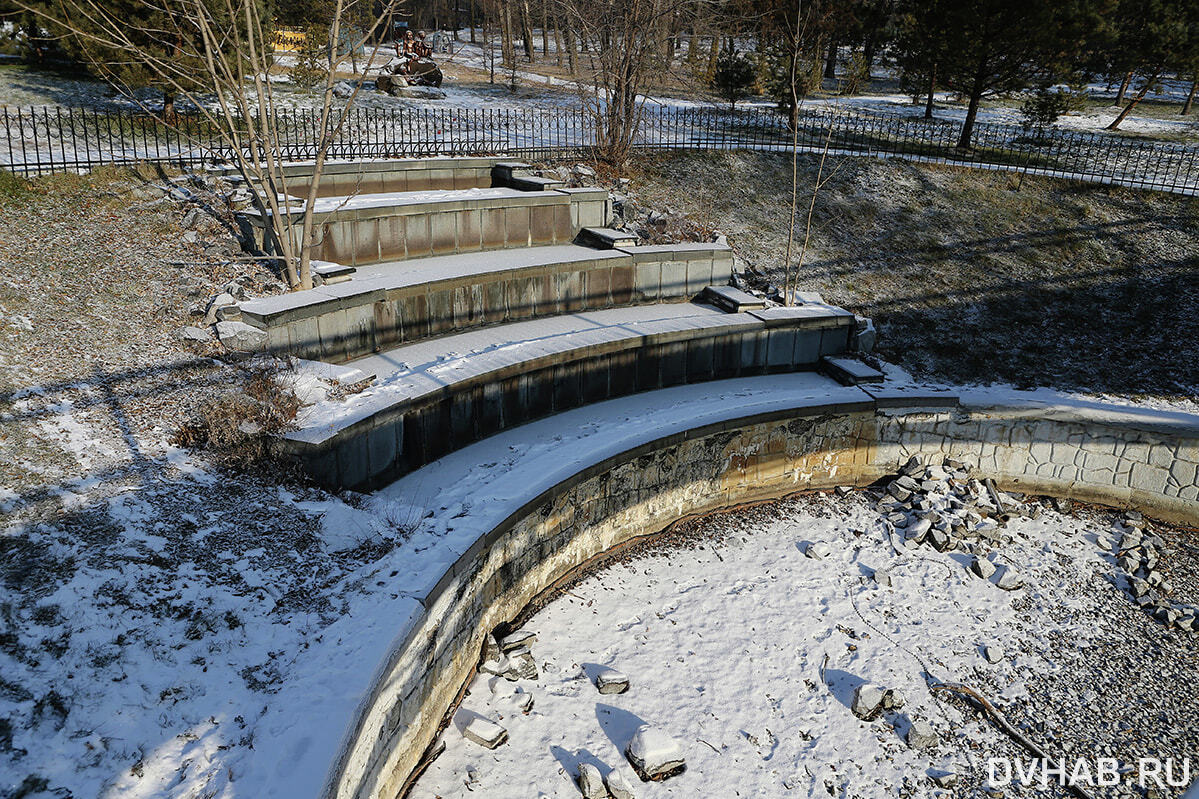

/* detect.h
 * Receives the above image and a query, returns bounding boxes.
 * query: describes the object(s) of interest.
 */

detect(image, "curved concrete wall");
[239,243,734,362]
[321,391,1199,799]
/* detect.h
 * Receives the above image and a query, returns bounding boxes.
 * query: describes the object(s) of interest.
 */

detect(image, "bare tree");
[21,0,400,290]
[553,0,686,165]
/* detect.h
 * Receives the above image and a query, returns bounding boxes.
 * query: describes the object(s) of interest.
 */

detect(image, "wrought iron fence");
[2,103,1196,195]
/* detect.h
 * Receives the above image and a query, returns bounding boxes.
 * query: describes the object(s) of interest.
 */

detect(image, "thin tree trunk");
[500,0,514,67]
[1114,70,1132,105]
[1108,71,1159,129]
[823,39,836,79]
[564,25,576,74]
[1182,79,1197,115]
[924,65,936,119]
[519,0,534,61]
[706,35,719,81]
[541,2,548,58]
[469,0,476,43]
[553,16,562,67]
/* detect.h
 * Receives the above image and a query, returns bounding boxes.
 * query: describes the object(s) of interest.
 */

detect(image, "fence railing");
[2,103,1197,195]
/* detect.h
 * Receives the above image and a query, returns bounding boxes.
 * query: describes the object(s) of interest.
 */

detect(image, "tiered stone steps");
[238,241,733,361]
[243,185,610,266]
[282,301,857,488]
[230,156,869,490]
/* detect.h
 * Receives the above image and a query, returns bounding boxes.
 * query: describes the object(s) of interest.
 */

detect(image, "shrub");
[1019,86,1086,138]
[711,47,757,109]
[291,24,330,93]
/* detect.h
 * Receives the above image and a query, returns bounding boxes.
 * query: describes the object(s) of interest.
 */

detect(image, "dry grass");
[628,151,1199,400]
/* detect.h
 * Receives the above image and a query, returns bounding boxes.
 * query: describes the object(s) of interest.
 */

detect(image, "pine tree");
[711,46,757,108]
[43,0,271,116]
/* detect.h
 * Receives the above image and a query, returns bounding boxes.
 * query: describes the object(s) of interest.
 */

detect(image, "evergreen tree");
[893,0,1091,148]
[42,0,271,116]
[711,46,757,108]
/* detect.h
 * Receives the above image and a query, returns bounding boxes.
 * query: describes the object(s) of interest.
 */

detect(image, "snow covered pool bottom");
[408,493,1192,799]
[328,388,1197,799]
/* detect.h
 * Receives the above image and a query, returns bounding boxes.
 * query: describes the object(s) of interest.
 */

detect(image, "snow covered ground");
[408,489,1197,799]
[3,365,1198,799]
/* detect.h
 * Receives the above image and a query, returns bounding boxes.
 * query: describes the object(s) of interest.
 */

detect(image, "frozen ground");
[410,491,1199,799]
[1,165,1197,799]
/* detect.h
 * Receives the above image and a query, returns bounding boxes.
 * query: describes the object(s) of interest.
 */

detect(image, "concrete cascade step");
[575,226,638,249]
[216,156,527,199]
[242,185,610,267]
[238,242,734,361]
[283,301,857,489]
[820,355,885,385]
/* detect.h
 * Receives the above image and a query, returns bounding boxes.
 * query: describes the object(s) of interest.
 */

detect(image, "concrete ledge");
[226,157,506,198]
[245,188,611,267]
[237,242,735,361]
[314,380,1198,799]
[282,304,857,488]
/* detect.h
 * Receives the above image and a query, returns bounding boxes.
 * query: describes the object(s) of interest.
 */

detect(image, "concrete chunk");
[595,666,630,694]
[462,717,508,749]
[625,725,686,782]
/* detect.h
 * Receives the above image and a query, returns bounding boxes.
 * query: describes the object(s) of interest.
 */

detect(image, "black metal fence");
[2,103,1197,195]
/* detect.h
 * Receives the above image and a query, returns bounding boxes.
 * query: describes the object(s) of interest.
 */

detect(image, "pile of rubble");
[865,455,1196,633]
[850,455,1036,592]
[1106,511,1197,632]
[459,627,684,797]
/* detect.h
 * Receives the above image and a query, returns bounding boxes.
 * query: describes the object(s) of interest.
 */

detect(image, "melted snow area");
[411,495,1129,799]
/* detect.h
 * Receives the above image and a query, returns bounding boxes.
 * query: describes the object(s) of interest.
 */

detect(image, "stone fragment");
[983,644,1004,664]
[180,325,212,342]
[501,629,537,652]
[606,769,637,799]
[506,646,539,680]
[872,569,892,587]
[900,455,924,476]
[577,763,606,799]
[215,320,268,352]
[851,684,886,720]
[835,485,853,498]
[483,634,502,663]
[970,557,996,580]
[906,518,932,541]
[931,771,958,788]
[203,292,236,324]
[887,511,909,527]
[462,717,508,749]
[595,667,630,694]
[906,719,937,749]
[928,528,951,551]
[1129,577,1150,598]
[625,725,686,782]
[854,316,877,354]
[805,542,831,560]
[882,689,906,710]
[888,483,912,502]
[995,566,1024,591]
